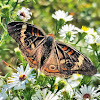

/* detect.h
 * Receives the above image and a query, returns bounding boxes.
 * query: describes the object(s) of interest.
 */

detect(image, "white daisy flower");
[95,35,100,44]
[81,26,97,35]
[96,27,100,33]
[59,24,80,41]
[70,74,83,80]
[55,77,62,84]
[83,27,100,44]
[67,74,83,88]
[0,88,8,100]
[14,47,20,52]
[17,7,32,21]
[74,85,100,100]
[84,34,95,44]
[86,28,97,36]
[59,82,74,98]
[31,88,60,100]
[87,45,93,52]
[52,10,73,22]
[7,64,35,90]
[54,74,83,97]
[94,73,100,80]
[54,75,82,98]
[66,83,74,97]
[54,77,67,87]
[68,80,80,88]
[13,97,19,100]
[85,34,100,44]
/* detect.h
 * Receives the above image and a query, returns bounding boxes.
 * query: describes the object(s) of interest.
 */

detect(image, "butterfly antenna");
[2,60,17,73]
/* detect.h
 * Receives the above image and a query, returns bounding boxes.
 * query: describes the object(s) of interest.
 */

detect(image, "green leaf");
[35,74,49,87]
[4,73,11,79]
[79,76,91,86]
[14,48,27,67]
[58,80,66,90]
[23,87,35,100]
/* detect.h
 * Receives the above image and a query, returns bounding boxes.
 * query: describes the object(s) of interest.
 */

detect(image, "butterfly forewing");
[7,22,46,68]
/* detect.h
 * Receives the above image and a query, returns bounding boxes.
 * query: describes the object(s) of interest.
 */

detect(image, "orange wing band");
[62,68,67,70]
[36,32,39,36]
[32,32,34,36]
[62,46,68,51]
[68,50,74,55]
[44,67,59,73]
[28,57,37,65]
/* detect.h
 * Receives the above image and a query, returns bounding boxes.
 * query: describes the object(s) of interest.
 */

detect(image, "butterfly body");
[7,22,97,77]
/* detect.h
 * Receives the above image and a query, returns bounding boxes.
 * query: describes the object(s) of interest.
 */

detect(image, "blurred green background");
[0,0,100,75]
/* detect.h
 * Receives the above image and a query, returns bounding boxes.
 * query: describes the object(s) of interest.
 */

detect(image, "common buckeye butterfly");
[7,22,97,77]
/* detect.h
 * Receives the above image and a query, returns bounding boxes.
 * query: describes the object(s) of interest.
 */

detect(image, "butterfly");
[7,22,97,77]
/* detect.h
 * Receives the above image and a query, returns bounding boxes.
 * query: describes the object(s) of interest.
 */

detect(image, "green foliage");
[61,91,71,100]
[22,87,35,100]
[58,80,66,90]
[79,76,91,86]
[35,74,49,87]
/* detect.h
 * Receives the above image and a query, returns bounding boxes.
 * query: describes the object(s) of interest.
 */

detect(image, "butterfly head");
[45,35,54,47]
[48,34,55,39]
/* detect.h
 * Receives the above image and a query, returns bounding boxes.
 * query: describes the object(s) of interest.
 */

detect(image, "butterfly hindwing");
[56,41,97,76]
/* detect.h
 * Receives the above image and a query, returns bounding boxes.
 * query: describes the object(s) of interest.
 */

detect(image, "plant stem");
[6,0,10,5]
[11,0,18,12]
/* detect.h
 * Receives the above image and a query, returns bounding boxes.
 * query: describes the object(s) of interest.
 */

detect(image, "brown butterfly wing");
[55,41,97,76]
[7,22,46,68]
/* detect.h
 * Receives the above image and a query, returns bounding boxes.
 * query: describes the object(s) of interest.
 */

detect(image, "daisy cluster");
[52,10,100,54]
[51,9,100,100]
[0,63,100,100]
[0,64,35,99]
[81,26,100,44]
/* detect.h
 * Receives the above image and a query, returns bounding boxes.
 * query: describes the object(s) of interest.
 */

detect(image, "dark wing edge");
[7,21,46,39]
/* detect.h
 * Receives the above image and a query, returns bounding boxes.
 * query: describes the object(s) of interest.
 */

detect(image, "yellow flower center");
[81,26,89,31]
[76,74,81,77]
[55,85,58,90]
[19,73,26,81]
